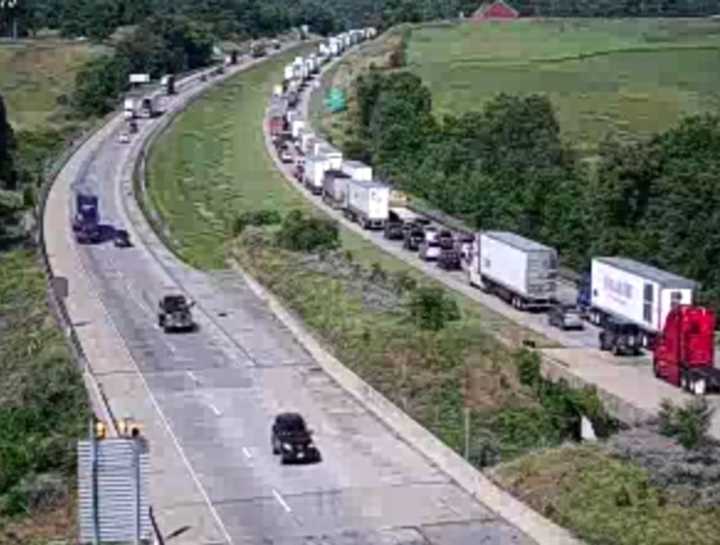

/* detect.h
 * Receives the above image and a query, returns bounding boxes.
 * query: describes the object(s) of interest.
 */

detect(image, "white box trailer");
[291,119,305,140]
[469,231,557,310]
[300,131,316,154]
[283,64,294,81]
[317,144,342,170]
[124,97,139,119]
[345,180,389,229]
[304,154,330,195]
[329,39,340,56]
[341,160,372,182]
[322,171,351,208]
[588,257,696,345]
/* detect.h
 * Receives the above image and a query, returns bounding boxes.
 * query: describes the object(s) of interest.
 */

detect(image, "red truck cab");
[653,305,718,395]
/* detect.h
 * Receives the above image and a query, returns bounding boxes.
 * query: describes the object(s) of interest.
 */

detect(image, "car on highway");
[402,223,425,251]
[118,132,130,144]
[437,248,462,270]
[599,317,642,356]
[547,304,584,331]
[419,241,441,261]
[114,229,132,248]
[271,413,320,464]
[280,147,293,163]
[157,294,196,333]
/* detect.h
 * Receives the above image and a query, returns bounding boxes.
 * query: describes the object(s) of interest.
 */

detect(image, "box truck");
[291,119,306,140]
[72,193,101,244]
[577,257,697,348]
[299,131,316,155]
[653,305,720,395]
[123,97,139,119]
[304,155,330,195]
[469,231,557,310]
[341,160,372,182]
[322,170,351,208]
[345,180,389,229]
[317,144,342,170]
[284,64,294,81]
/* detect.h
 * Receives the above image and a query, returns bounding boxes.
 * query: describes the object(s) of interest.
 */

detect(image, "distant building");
[472,1,519,21]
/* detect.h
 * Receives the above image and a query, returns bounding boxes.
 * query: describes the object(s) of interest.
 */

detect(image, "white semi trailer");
[304,154,330,195]
[583,257,696,347]
[345,180,389,230]
[341,160,372,182]
[316,144,342,170]
[468,231,558,310]
[322,171,352,209]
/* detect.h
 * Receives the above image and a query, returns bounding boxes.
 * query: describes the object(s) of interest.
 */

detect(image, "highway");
[269,43,720,437]
[44,45,541,545]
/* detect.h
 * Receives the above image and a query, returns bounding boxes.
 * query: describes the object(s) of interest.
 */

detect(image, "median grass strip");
[0,249,89,543]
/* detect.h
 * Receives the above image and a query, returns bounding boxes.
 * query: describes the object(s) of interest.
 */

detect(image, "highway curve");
[43,48,538,545]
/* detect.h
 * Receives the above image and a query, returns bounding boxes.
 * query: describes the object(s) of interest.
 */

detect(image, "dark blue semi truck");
[72,193,101,243]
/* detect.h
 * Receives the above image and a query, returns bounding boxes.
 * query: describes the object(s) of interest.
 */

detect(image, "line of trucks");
[266,26,720,397]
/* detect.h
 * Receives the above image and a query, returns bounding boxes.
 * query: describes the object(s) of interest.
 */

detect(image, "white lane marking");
[187,371,199,385]
[272,489,292,513]
[242,447,252,459]
[207,402,222,416]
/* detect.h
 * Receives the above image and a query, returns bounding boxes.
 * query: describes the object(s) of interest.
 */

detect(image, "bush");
[391,270,417,294]
[658,397,714,449]
[275,209,339,253]
[232,209,282,235]
[407,286,460,331]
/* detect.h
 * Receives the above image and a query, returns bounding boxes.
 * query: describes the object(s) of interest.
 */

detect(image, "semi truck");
[468,231,557,311]
[316,144,342,170]
[72,193,101,244]
[304,154,330,195]
[291,119,306,140]
[577,257,696,348]
[123,97,139,119]
[140,95,161,118]
[322,170,351,208]
[345,180,389,230]
[341,160,372,182]
[653,305,720,395]
[161,74,176,95]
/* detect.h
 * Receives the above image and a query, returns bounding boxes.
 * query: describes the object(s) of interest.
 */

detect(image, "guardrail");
[36,111,121,436]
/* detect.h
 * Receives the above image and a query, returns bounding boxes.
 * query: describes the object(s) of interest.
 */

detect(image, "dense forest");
[344,69,720,308]
[3,0,720,41]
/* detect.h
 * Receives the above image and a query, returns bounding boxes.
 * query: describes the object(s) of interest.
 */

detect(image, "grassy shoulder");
[492,443,720,545]
[0,40,107,132]
[0,249,90,543]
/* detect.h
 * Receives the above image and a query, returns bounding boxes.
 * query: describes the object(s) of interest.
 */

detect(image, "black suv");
[599,317,642,356]
[114,229,132,248]
[403,225,425,251]
[271,413,321,464]
[437,248,462,270]
[157,294,196,333]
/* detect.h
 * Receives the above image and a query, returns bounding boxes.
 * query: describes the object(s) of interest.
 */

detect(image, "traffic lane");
[80,66,530,544]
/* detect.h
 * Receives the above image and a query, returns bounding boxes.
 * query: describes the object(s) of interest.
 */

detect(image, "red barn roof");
[472,1,519,20]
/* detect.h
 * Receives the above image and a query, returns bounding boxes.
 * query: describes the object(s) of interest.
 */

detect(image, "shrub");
[658,397,714,449]
[369,262,387,283]
[407,286,460,331]
[391,270,417,294]
[275,209,339,253]
[232,209,282,235]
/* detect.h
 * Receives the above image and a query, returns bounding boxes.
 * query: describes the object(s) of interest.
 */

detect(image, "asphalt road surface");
[55,50,536,545]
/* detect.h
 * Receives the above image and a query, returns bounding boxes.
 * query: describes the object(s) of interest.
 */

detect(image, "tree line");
[344,69,720,309]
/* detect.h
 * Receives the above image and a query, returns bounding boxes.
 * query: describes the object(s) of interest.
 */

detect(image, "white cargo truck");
[586,257,696,346]
[469,231,557,310]
[304,155,330,195]
[283,64,294,81]
[291,119,305,140]
[317,144,342,170]
[345,180,389,230]
[341,160,372,182]
[322,171,351,208]
[300,131,316,154]
[329,38,340,56]
[123,97,139,119]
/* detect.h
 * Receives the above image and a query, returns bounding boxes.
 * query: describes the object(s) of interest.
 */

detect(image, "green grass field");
[0,40,106,131]
[407,18,720,153]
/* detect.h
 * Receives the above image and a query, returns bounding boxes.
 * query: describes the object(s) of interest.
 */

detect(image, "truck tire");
[652,359,660,378]
[598,332,608,351]
[680,370,689,391]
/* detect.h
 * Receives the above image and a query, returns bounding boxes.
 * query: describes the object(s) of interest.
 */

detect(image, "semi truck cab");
[653,305,719,395]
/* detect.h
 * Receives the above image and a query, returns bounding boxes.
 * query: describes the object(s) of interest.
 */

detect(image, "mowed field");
[0,40,105,130]
[407,18,720,153]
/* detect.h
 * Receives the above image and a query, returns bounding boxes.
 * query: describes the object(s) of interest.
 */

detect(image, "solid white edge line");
[208,402,222,416]
[272,489,292,513]
[64,73,238,545]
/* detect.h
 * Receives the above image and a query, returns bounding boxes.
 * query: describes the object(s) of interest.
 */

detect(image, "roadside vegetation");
[0,250,89,543]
